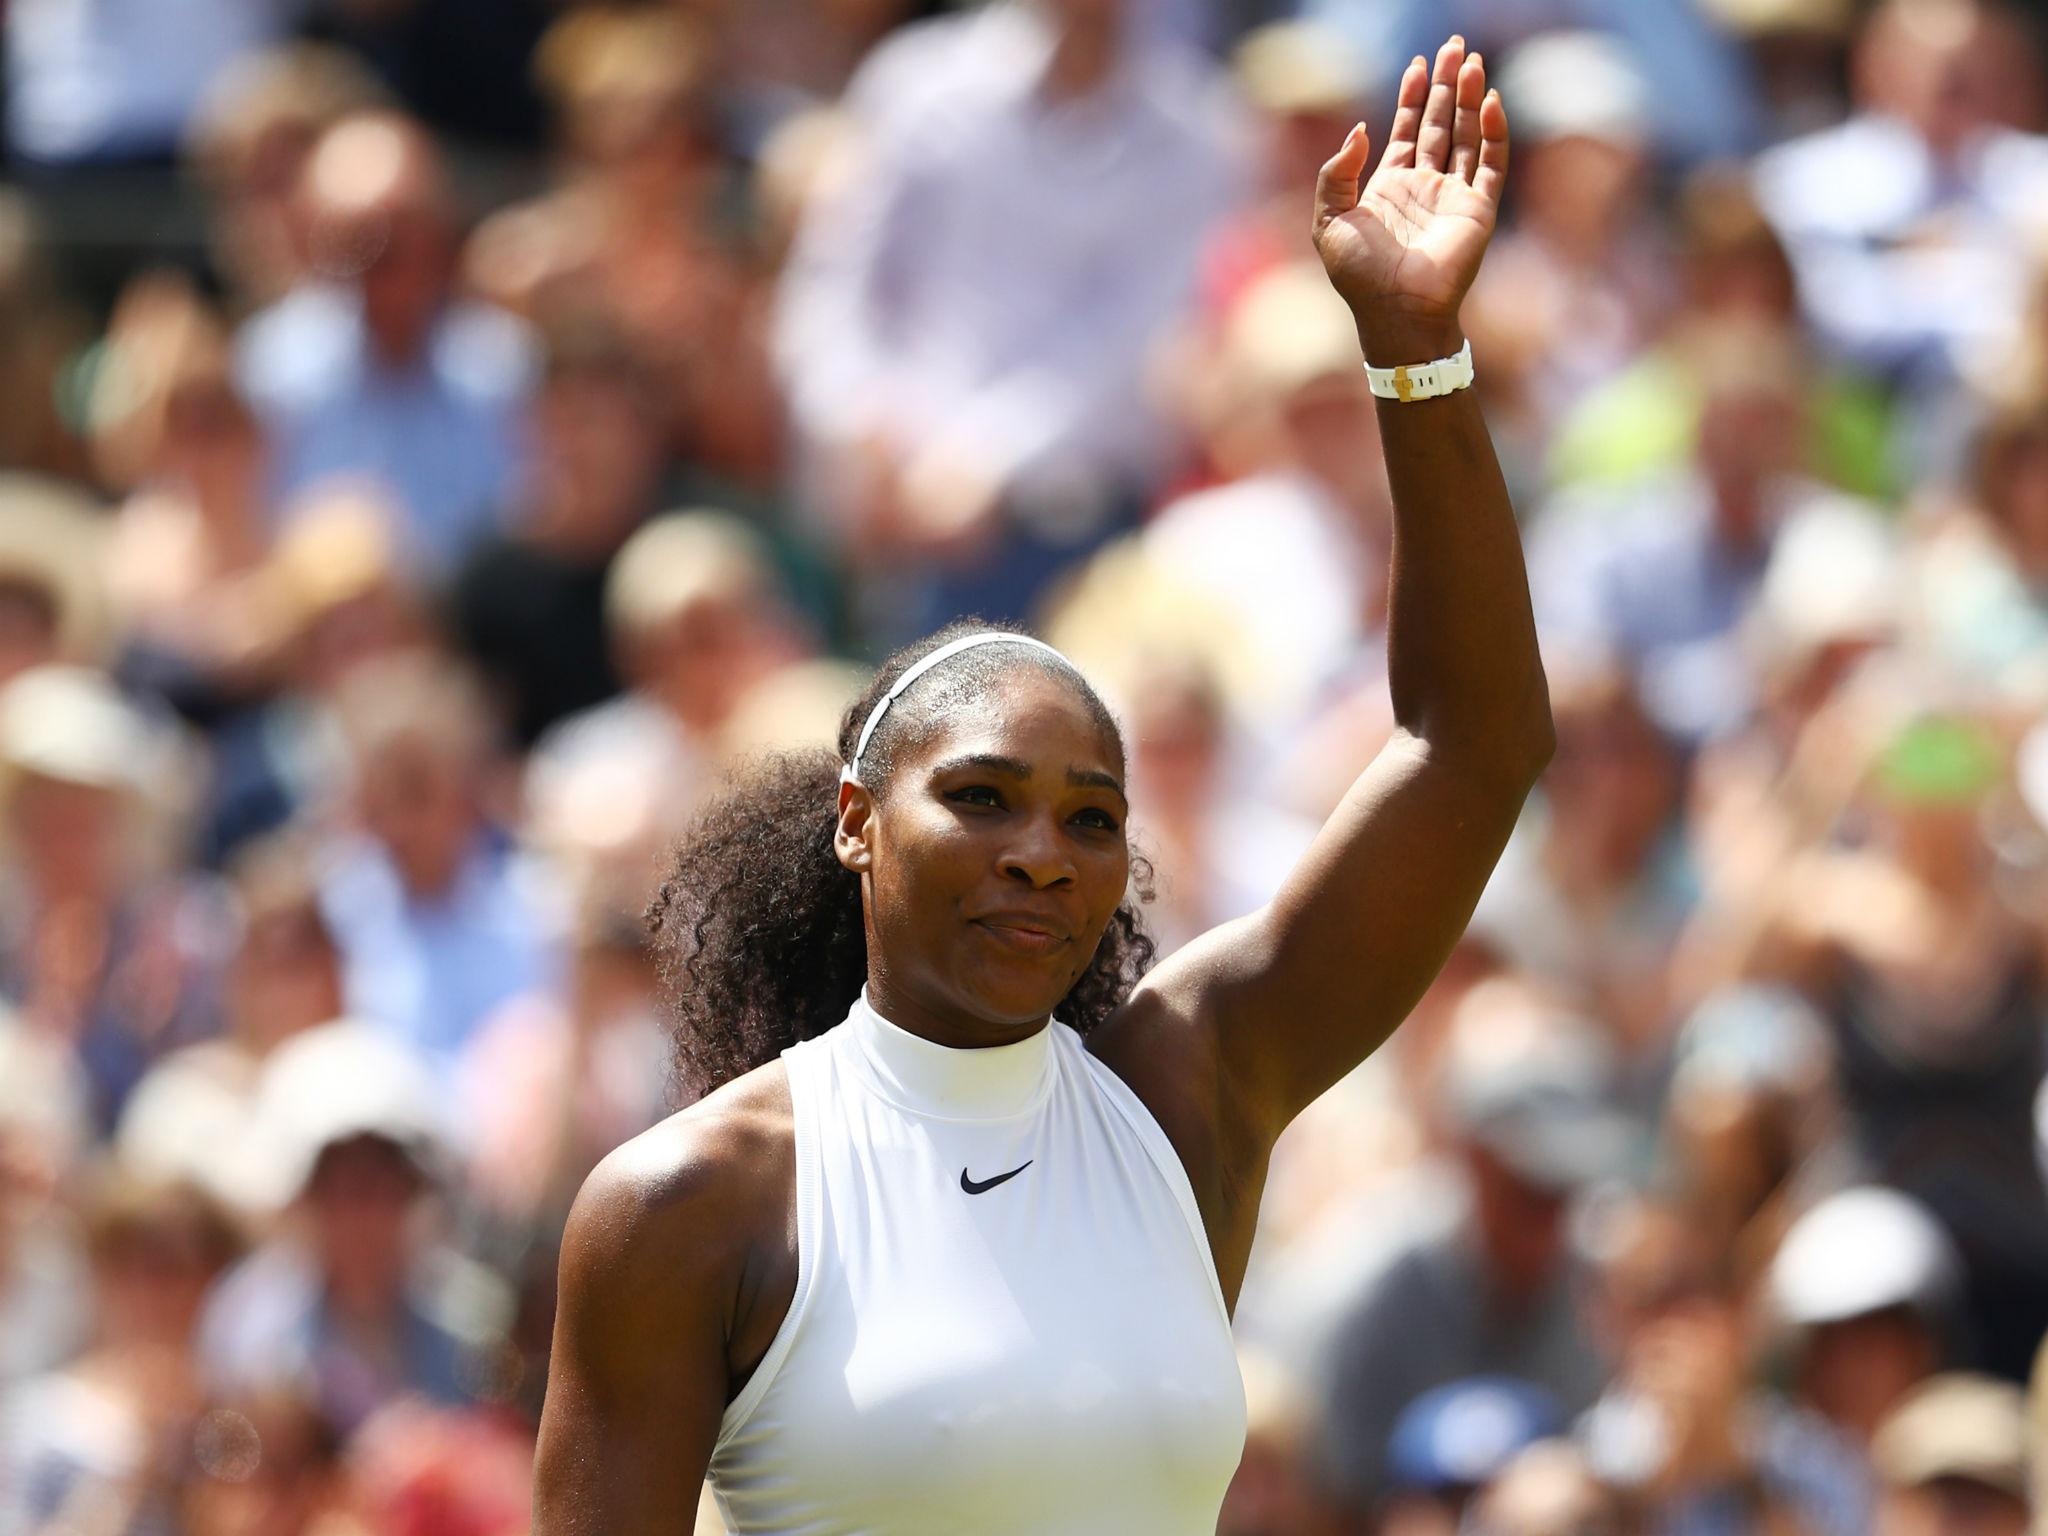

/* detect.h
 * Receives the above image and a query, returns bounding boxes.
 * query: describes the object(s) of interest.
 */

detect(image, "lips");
[971,912,1072,956]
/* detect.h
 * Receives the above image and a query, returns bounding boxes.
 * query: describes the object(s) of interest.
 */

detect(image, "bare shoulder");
[563,1060,795,1293]
[537,1062,796,1533]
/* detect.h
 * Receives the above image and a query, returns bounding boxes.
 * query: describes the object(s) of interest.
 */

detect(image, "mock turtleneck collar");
[848,991,1055,1122]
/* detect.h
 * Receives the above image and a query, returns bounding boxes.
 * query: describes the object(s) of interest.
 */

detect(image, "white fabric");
[710,994,1246,1535]
[774,4,1244,509]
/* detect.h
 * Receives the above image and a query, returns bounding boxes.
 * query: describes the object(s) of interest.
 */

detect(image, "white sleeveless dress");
[709,993,1247,1534]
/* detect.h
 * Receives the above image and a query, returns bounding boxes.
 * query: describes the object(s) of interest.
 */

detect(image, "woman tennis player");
[535,36,1548,1535]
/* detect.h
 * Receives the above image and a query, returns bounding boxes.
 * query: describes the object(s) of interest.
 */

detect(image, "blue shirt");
[237,286,537,576]
[318,830,560,1070]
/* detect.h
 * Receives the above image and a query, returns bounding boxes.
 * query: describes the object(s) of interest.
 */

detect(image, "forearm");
[1360,313,1553,779]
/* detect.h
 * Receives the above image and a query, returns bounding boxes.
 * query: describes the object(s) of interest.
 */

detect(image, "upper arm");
[1137,729,1538,1140]
[531,1138,747,1536]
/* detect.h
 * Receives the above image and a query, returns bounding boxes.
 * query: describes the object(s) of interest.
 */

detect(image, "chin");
[956,962,1078,1029]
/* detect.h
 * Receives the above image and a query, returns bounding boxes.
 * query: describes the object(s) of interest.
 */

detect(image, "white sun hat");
[1767,1186,1960,1330]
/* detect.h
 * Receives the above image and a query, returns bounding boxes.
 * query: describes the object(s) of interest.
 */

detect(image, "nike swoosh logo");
[960,1161,1033,1195]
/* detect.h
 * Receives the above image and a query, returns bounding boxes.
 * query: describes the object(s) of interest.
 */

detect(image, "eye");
[1072,807,1121,833]
[946,785,1004,810]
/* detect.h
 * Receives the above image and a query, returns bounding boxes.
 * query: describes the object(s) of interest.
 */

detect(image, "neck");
[863,965,1048,1050]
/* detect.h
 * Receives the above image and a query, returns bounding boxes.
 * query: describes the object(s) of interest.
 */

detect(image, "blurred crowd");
[4,0,2048,1532]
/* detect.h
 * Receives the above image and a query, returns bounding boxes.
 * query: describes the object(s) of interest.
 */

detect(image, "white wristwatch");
[1364,338,1475,403]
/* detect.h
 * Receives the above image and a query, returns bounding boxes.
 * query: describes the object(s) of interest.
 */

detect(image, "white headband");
[841,632,1071,787]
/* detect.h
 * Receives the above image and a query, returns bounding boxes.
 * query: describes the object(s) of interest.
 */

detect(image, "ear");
[834,777,875,874]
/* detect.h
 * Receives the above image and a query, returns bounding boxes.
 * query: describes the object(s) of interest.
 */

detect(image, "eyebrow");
[930,753,1128,805]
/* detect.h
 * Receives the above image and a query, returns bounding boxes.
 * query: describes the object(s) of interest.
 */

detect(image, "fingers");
[1313,121,1371,229]
[1474,87,1511,206]
[1377,54,1430,172]
[1414,35,1464,174]
[1450,51,1486,183]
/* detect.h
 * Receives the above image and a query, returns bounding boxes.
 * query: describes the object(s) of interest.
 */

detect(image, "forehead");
[896,667,1122,776]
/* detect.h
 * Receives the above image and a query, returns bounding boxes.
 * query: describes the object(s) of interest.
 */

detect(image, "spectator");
[1194,21,1373,324]
[236,112,537,577]
[1376,1377,1564,1535]
[0,194,94,483]
[199,1020,508,1436]
[116,833,345,1214]
[0,665,214,1132]
[1528,322,1891,741]
[1473,660,1689,1072]
[1144,262,1393,728]
[1766,1186,1959,1469]
[774,0,1242,639]
[184,44,390,310]
[454,893,668,1231]
[1547,168,1897,501]
[448,314,667,749]
[1312,982,1630,1515]
[0,1173,241,1536]
[318,653,559,1072]
[0,1019,93,1404]
[1465,32,1671,436]
[1739,711,2048,1379]
[94,280,278,719]
[1752,0,2048,389]
[525,510,809,858]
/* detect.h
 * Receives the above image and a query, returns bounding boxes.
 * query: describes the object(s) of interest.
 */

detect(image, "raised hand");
[1313,37,1508,361]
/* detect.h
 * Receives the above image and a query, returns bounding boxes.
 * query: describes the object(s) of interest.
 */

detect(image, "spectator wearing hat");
[197,1020,509,1437]
[236,112,537,578]
[1577,1186,1865,1535]
[317,654,559,1073]
[1872,1374,2032,1536]
[0,665,217,1133]
[1376,1376,1564,1535]
[1727,1185,1965,1534]
[1310,982,1631,1517]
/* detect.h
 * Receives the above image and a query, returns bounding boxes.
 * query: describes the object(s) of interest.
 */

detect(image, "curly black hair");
[647,620,1157,1104]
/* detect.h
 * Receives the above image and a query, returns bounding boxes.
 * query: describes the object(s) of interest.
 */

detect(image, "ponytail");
[647,748,867,1104]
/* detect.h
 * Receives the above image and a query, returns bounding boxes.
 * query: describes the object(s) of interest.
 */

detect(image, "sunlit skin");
[837,671,1131,1045]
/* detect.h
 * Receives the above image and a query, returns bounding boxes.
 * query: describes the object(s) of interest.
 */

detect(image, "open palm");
[1314,38,1508,335]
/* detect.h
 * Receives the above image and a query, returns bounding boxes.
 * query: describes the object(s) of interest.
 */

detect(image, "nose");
[999,810,1076,890]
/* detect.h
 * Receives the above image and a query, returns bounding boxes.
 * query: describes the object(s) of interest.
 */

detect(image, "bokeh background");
[3,0,2048,1532]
